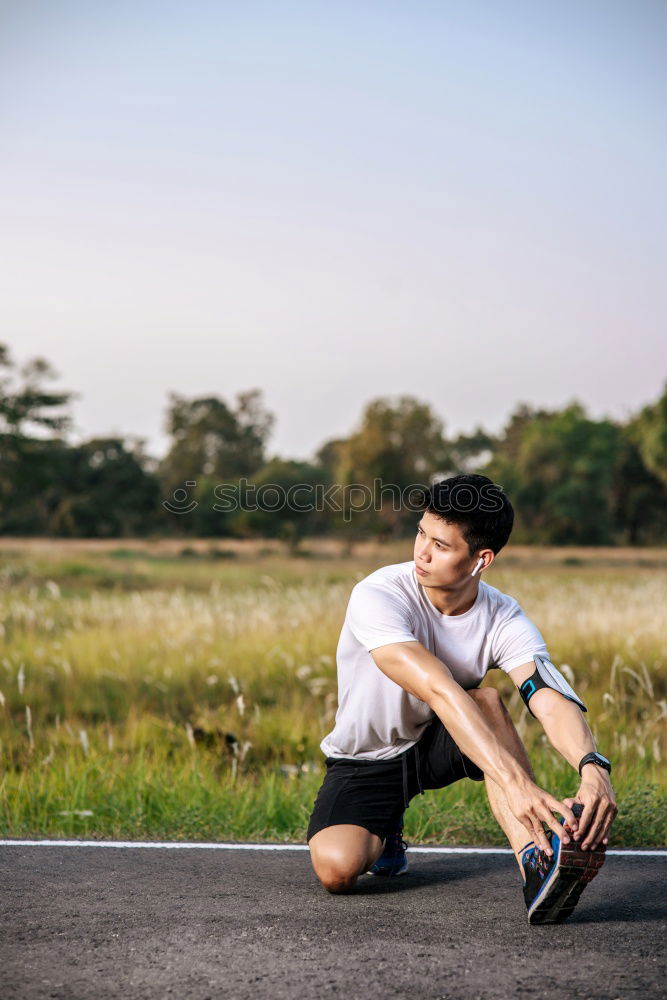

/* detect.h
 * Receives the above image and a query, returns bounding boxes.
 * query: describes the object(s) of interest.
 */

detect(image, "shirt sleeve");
[345,581,417,652]
[491,604,549,673]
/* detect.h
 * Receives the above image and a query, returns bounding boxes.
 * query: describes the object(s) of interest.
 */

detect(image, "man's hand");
[504,775,577,855]
[563,768,617,850]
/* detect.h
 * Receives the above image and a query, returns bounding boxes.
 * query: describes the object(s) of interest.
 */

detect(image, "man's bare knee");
[308,825,381,895]
[469,687,516,734]
[469,687,505,713]
[312,853,362,893]
[319,867,359,894]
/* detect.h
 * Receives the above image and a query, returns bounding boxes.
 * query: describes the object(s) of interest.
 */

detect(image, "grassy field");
[0,538,665,846]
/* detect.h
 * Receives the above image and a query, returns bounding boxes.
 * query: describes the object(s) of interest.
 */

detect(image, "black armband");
[518,655,587,717]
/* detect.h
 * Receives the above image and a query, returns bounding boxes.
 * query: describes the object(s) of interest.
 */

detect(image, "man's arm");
[370,641,577,854]
[508,661,617,850]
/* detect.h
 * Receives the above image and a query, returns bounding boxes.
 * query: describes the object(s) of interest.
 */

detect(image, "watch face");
[584,753,611,771]
[580,752,611,775]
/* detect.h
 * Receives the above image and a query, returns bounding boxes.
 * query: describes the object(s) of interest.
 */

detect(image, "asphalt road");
[1,846,664,1000]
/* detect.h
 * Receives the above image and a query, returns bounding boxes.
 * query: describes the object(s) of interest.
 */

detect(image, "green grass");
[0,541,665,845]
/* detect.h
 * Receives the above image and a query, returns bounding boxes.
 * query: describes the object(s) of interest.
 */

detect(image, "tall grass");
[0,544,665,844]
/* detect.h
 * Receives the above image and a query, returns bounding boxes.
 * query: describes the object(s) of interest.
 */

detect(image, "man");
[307,474,617,924]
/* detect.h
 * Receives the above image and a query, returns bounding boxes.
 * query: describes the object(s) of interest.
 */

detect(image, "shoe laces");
[384,829,408,857]
[522,832,554,878]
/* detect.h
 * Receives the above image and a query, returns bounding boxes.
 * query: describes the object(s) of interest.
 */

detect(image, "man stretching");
[307,474,617,923]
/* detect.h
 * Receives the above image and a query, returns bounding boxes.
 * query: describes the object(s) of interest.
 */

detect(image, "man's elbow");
[423,677,459,711]
[372,644,456,707]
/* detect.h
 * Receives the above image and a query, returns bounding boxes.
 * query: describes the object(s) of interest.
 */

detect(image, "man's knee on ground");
[319,869,358,894]
[310,846,363,894]
[468,686,507,717]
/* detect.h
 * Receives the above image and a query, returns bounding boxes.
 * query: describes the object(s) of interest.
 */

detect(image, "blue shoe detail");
[522,830,561,914]
[367,826,408,877]
[523,804,606,924]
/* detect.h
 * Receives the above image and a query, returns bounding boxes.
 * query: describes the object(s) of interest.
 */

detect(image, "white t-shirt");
[320,561,549,761]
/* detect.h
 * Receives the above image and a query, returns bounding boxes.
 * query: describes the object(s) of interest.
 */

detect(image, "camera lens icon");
[162,481,198,514]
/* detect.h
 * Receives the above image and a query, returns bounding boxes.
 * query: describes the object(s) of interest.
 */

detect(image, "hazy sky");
[1,0,665,461]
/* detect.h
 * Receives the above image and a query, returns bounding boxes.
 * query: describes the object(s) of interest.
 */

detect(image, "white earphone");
[471,557,484,577]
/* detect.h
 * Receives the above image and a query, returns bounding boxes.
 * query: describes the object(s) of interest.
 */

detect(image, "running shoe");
[523,804,607,924]
[367,825,408,877]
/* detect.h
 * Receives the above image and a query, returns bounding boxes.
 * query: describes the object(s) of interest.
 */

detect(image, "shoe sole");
[528,838,606,924]
[367,861,408,877]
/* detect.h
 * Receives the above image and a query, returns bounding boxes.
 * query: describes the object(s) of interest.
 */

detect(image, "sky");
[1,0,665,461]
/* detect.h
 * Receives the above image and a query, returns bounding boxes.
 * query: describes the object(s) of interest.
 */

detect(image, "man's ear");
[477,549,495,572]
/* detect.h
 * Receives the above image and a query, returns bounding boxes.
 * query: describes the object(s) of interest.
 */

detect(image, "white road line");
[0,840,664,855]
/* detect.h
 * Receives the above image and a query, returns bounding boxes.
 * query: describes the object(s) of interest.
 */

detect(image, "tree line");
[0,343,665,545]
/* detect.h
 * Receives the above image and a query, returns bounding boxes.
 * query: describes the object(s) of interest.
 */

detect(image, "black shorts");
[306,715,484,843]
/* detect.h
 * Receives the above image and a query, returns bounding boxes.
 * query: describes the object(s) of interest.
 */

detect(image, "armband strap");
[518,654,587,717]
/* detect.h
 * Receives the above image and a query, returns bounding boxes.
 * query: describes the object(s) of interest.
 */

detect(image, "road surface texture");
[0,845,664,1000]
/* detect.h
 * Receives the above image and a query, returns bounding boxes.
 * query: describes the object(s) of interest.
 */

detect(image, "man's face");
[413,511,479,588]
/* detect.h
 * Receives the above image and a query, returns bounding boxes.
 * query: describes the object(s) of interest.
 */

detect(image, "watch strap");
[578,752,611,777]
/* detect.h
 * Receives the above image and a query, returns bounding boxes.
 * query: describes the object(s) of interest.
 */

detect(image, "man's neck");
[422,579,481,617]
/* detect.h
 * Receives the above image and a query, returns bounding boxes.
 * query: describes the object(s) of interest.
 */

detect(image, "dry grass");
[0,540,665,844]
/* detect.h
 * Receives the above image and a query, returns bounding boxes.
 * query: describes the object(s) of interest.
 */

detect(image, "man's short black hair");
[420,473,514,556]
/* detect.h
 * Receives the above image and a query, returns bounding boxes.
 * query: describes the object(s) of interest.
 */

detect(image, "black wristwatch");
[578,752,612,777]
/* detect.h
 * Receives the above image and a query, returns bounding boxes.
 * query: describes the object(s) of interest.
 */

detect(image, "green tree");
[238,458,328,549]
[314,438,346,485]
[448,427,496,474]
[0,344,74,438]
[609,435,666,545]
[159,389,274,494]
[48,438,162,537]
[628,383,667,487]
[327,396,452,537]
[0,345,76,533]
[486,403,623,544]
[0,437,70,534]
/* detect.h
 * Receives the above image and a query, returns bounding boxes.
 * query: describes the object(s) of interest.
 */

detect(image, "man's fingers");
[520,805,552,855]
[573,801,594,841]
[540,795,573,838]
[584,799,617,849]
[560,797,580,833]
[530,820,552,855]
[581,802,604,848]
[603,801,619,841]
[538,803,569,845]
[551,797,577,832]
